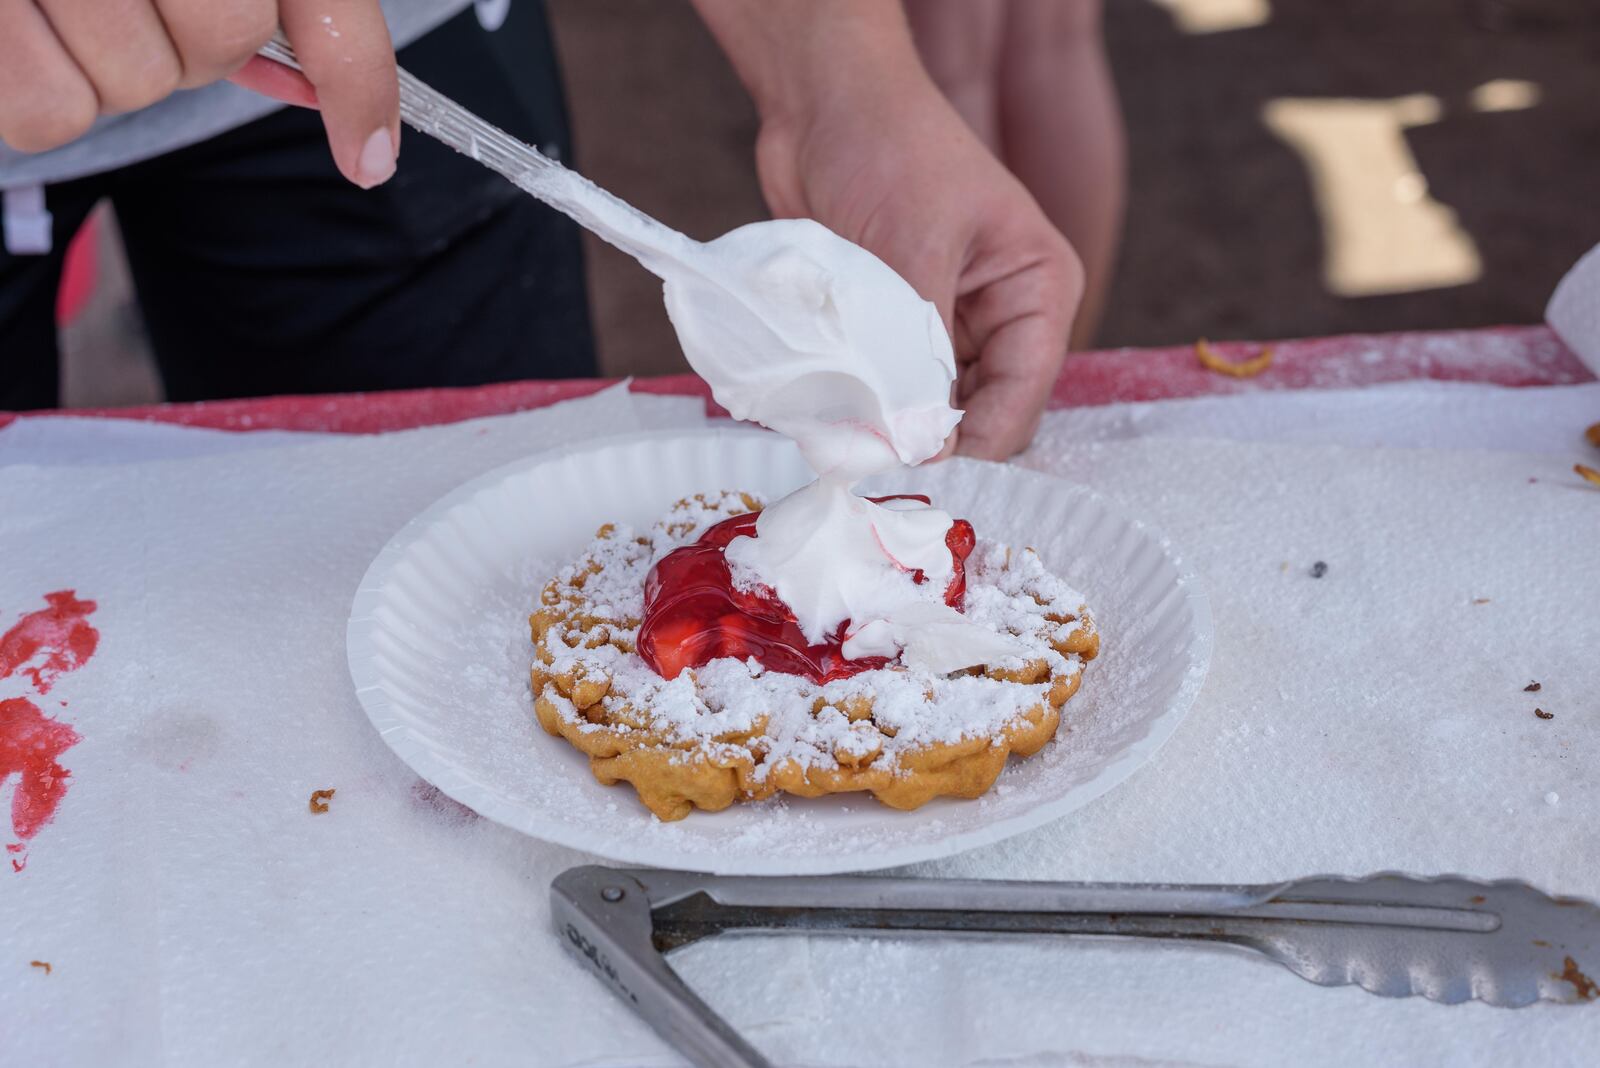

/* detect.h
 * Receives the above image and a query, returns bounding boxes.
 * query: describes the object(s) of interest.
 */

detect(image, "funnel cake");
[529,492,1098,821]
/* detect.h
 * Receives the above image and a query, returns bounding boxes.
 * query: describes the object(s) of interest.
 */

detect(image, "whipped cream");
[507,156,1023,672]
[663,220,958,479]
[664,221,1025,674]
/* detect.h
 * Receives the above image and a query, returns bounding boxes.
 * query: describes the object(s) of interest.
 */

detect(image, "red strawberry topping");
[637,496,975,683]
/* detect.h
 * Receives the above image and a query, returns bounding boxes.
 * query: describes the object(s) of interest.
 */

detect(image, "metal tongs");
[552,865,1600,1068]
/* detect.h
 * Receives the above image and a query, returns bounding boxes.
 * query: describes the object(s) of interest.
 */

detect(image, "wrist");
[691,0,930,127]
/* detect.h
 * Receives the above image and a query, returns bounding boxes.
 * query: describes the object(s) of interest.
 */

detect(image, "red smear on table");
[1,591,100,869]
[1,697,82,845]
[0,591,99,694]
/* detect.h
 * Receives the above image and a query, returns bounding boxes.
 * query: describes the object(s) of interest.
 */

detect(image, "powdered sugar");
[531,493,1095,783]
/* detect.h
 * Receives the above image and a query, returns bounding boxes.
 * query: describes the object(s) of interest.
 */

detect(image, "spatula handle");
[255,36,699,273]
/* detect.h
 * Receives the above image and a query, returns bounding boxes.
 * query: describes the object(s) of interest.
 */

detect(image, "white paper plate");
[348,427,1212,874]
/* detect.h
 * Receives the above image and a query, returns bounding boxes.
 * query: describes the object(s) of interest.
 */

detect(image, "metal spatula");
[552,865,1599,1068]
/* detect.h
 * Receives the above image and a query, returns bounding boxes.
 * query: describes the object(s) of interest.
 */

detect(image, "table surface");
[4,324,1598,1068]
[3,325,1591,433]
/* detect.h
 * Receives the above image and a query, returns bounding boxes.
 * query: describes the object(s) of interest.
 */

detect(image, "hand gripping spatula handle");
[551,865,1600,1068]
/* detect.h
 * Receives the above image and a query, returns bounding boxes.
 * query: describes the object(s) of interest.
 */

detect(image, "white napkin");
[0,416,321,465]
[3,384,1597,1067]
[1025,380,1600,456]
[0,388,705,468]
[1548,242,1600,374]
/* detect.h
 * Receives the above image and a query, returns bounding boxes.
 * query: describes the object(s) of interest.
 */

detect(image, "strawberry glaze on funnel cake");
[638,497,977,684]
[529,492,1099,820]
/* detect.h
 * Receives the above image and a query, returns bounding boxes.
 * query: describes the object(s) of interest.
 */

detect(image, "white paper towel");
[7,380,1590,468]
[0,388,707,468]
[2,383,1597,1067]
[0,416,323,465]
[1025,380,1600,457]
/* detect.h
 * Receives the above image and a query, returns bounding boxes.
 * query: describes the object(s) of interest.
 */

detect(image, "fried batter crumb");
[308,789,336,814]
[1576,463,1600,487]
[1196,338,1274,378]
[1557,957,1597,1001]
[30,961,50,975]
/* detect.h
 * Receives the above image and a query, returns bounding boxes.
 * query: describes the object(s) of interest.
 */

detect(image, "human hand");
[0,0,399,188]
[751,58,1083,459]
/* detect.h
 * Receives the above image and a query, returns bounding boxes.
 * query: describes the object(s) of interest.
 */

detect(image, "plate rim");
[347,426,1214,875]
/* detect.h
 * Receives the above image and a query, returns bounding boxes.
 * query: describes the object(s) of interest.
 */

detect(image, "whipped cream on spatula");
[664,221,1024,673]
[509,154,1025,673]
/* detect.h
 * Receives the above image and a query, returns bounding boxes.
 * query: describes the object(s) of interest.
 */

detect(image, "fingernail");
[355,127,396,188]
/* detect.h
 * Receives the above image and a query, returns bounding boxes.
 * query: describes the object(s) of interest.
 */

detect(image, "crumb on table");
[1557,957,1598,1001]
[1196,338,1274,378]
[308,788,336,814]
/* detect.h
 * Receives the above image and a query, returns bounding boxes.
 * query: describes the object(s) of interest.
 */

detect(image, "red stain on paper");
[0,591,99,694]
[0,698,80,848]
[0,592,100,869]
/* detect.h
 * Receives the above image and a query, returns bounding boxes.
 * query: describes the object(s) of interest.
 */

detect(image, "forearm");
[689,0,928,122]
